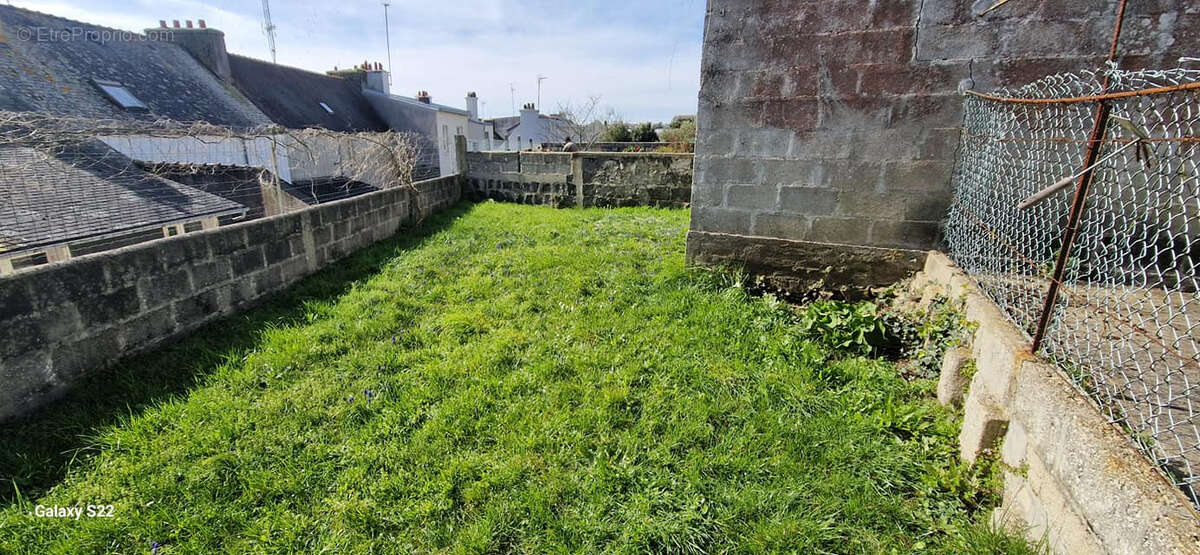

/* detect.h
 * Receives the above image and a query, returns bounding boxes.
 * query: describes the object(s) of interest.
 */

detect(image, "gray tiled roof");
[0,141,247,254]
[228,54,388,132]
[0,6,272,127]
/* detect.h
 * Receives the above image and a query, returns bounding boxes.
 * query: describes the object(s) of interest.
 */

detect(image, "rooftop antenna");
[382,3,393,86]
[509,83,517,116]
[536,74,548,111]
[261,0,277,63]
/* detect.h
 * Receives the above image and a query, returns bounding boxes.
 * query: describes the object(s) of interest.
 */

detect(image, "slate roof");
[284,177,378,205]
[0,6,272,127]
[228,54,388,132]
[0,141,247,254]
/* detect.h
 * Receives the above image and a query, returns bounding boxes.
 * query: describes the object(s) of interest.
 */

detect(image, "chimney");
[465,92,478,119]
[519,103,540,142]
[159,20,167,28]
[148,19,231,83]
[363,62,389,95]
[417,90,431,104]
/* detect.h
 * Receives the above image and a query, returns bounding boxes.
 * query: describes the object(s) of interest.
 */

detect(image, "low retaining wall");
[464,151,692,208]
[908,252,1200,553]
[0,175,462,421]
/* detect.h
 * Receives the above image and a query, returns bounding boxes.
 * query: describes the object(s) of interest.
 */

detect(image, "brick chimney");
[147,19,231,83]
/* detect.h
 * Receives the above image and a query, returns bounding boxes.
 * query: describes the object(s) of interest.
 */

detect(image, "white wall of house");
[435,111,468,175]
[100,135,293,183]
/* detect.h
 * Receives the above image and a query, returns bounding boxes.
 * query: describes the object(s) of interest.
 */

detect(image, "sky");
[10,0,706,123]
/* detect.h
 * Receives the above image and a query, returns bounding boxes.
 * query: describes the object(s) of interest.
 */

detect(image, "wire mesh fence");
[945,66,1200,506]
[0,112,440,273]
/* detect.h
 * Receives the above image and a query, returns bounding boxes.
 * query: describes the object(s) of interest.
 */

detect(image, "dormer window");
[94,79,147,110]
[319,102,334,114]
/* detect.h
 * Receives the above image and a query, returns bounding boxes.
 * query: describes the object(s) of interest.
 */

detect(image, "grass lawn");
[1,202,1030,553]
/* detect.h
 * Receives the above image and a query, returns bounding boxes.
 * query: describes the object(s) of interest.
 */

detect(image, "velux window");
[94,79,147,110]
[320,102,334,114]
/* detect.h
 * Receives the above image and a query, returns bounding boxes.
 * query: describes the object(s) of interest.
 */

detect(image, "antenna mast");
[261,0,278,63]
[383,3,392,85]
[536,74,547,110]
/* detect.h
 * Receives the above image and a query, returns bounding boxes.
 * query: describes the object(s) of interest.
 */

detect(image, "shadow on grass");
[0,202,474,507]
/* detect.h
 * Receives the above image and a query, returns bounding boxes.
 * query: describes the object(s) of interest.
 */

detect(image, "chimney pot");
[198,19,206,28]
[186,20,193,28]
[159,20,167,28]
[172,20,180,28]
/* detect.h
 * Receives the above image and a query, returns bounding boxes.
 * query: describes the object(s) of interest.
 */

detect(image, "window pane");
[98,84,147,109]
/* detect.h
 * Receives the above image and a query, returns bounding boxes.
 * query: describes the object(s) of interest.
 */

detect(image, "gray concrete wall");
[464,151,693,209]
[0,175,462,421]
[908,252,1200,554]
[690,0,1198,297]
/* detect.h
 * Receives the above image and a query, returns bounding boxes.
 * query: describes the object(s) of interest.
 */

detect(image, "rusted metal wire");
[1032,0,1128,352]
[945,64,1200,507]
[964,80,1200,105]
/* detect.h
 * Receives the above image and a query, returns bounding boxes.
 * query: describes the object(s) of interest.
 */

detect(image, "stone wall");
[464,151,693,209]
[907,252,1200,553]
[0,175,462,421]
[690,0,1198,297]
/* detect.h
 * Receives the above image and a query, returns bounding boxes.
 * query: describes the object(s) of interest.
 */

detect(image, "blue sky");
[12,0,706,123]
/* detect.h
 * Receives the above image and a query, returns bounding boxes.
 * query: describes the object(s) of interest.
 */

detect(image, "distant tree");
[549,96,620,149]
[631,122,658,142]
[603,122,633,142]
[659,120,696,144]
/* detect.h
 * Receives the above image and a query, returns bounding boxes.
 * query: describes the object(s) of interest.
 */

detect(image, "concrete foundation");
[910,251,1200,553]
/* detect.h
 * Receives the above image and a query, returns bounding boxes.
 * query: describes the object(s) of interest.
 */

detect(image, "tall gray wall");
[0,175,462,421]
[689,0,1197,298]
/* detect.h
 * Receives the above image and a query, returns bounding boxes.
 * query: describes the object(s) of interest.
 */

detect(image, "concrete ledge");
[912,250,1200,553]
[686,230,925,299]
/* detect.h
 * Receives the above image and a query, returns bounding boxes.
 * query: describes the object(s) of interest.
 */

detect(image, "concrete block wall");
[909,252,1200,554]
[690,0,1197,297]
[464,151,693,209]
[0,175,462,421]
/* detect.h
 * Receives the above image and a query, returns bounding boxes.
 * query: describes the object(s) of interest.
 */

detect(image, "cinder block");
[809,217,872,245]
[959,388,1009,464]
[691,207,754,235]
[1001,420,1028,468]
[967,322,1029,407]
[752,212,810,241]
[937,346,972,408]
[191,259,233,291]
[836,192,906,219]
[868,220,941,250]
[880,160,955,193]
[76,286,141,327]
[120,306,176,350]
[49,327,121,380]
[727,184,778,210]
[916,23,1000,60]
[779,186,837,215]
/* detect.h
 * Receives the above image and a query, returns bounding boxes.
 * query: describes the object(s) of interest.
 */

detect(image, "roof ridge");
[227,53,353,84]
[0,5,156,39]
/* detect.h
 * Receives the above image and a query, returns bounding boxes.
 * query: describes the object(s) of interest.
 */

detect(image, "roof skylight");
[94,80,147,110]
[319,102,334,114]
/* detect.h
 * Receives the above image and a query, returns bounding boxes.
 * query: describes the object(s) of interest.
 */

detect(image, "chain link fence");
[945,66,1200,506]
[0,113,438,273]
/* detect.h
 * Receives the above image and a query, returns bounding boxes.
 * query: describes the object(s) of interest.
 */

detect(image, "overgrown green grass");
[1,202,1031,552]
